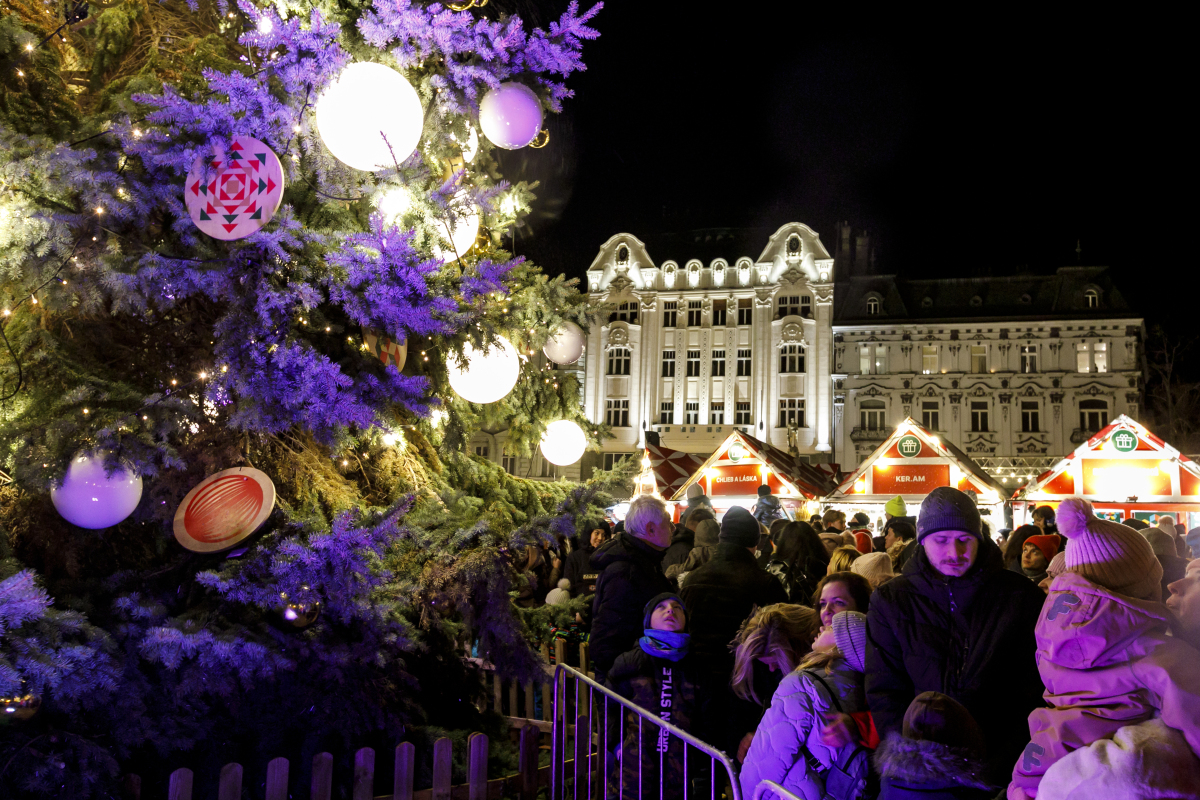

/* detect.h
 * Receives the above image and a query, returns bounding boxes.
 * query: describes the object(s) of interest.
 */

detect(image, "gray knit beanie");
[917,487,981,541]
[720,506,761,548]
[832,611,868,673]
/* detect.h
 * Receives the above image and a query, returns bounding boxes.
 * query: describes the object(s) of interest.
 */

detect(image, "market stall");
[631,442,709,520]
[668,431,837,519]
[825,418,1006,529]
[1013,415,1200,529]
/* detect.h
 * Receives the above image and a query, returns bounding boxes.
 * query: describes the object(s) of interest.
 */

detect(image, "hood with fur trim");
[874,733,993,791]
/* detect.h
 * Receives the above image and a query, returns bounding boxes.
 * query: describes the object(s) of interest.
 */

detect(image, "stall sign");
[872,464,950,495]
[1081,458,1172,497]
[709,463,774,495]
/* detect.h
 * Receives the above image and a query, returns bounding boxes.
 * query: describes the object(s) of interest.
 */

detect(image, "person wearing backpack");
[739,611,873,800]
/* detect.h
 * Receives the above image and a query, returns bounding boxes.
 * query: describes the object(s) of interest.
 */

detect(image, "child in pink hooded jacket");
[1008,498,1200,799]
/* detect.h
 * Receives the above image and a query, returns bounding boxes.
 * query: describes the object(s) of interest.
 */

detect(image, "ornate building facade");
[578,223,838,479]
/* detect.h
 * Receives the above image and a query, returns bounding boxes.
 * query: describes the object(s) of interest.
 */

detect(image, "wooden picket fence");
[123,640,594,800]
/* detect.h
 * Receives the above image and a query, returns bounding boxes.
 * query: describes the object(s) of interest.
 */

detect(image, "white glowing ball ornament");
[316,63,424,172]
[448,336,520,404]
[540,420,587,466]
[479,83,543,150]
[51,452,143,529]
[543,321,585,365]
[434,201,481,262]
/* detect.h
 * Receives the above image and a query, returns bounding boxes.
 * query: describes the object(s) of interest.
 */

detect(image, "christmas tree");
[0,1,614,796]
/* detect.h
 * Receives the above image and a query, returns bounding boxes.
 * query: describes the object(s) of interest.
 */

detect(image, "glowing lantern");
[51,451,143,529]
[543,321,585,365]
[316,63,424,172]
[479,83,543,150]
[853,478,866,494]
[448,336,520,404]
[539,420,587,466]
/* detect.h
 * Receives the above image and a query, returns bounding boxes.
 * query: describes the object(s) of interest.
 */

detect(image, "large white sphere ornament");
[543,321,585,365]
[479,83,543,150]
[448,336,520,404]
[433,201,481,262]
[540,420,587,466]
[316,63,424,171]
[51,451,143,529]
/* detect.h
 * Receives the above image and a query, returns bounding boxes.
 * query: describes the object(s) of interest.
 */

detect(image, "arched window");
[1084,288,1099,309]
[617,245,629,264]
[1079,399,1108,432]
[860,399,886,430]
[866,297,880,315]
[607,347,631,376]
[787,235,801,255]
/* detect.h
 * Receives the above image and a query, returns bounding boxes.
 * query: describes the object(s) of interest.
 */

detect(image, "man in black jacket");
[865,486,1045,784]
[589,495,674,684]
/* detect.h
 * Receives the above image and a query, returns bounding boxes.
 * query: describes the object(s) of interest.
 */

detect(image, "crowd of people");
[516,484,1200,800]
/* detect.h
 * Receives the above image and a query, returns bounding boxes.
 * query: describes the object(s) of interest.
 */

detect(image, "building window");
[1085,289,1099,308]
[607,347,631,375]
[687,301,702,327]
[616,245,629,264]
[712,299,727,326]
[662,350,675,378]
[710,402,725,424]
[501,451,517,474]
[1021,401,1040,433]
[800,295,812,318]
[605,399,629,427]
[609,301,638,324]
[787,234,801,254]
[737,298,753,325]
[1020,345,1038,373]
[778,398,806,428]
[538,456,555,478]
[970,344,987,374]
[874,346,887,374]
[711,350,726,377]
[659,402,674,425]
[474,444,490,458]
[777,295,801,319]
[1076,342,1090,373]
[860,400,886,430]
[663,301,677,328]
[1079,400,1108,432]
[860,345,871,375]
[779,344,806,374]
[858,343,887,375]
[866,297,880,315]
[970,401,989,432]
[922,345,938,374]
[684,402,699,424]
[922,400,940,431]
[603,452,634,470]
[686,350,701,377]
[735,402,751,425]
[1094,342,1108,373]
[737,349,752,376]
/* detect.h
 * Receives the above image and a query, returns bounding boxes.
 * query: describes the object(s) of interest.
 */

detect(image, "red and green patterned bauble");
[185,136,285,240]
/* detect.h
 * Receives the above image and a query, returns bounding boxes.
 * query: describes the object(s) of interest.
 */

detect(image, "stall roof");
[668,430,838,502]
[643,443,709,499]
[1015,415,1200,504]
[828,418,1005,503]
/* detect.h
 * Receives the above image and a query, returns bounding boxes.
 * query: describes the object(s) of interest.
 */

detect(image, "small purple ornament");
[479,83,543,150]
[51,452,143,529]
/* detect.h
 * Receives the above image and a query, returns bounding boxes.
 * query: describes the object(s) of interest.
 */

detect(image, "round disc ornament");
[361,326,407,371]
[185,136,285,240]
[174,467,276,553]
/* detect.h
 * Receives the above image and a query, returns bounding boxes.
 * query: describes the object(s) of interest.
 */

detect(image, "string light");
[199,371,207,379]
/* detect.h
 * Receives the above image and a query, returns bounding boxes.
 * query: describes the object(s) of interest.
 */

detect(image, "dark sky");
[495,4,1184,325]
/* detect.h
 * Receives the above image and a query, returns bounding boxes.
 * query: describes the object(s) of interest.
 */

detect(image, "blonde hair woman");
[826,545,860,575]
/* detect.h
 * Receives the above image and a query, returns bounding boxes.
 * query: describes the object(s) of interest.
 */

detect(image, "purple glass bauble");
[478,83,543,150]
[50,452,143,529]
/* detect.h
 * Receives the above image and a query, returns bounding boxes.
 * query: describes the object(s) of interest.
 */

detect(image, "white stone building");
[832,263,1145,493]
[578,223,838,479]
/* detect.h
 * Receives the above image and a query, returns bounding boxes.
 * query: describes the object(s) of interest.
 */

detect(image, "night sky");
[496,4,1184,334]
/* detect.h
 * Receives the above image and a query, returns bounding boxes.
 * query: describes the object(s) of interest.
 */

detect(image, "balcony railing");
[849,426,889,442]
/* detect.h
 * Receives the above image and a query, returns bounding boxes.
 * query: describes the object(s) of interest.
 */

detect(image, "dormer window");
[1084,288,1099,309]
[866,297,880,315]
[787,235,801,255]
[616,245,629,265]
[970,295,983,307]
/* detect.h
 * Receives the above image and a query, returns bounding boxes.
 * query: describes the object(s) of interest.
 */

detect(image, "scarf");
[638,629,690,662]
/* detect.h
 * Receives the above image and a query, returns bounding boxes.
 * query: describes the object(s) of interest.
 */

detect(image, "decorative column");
[813,281,834,453]
[754,290,775,438]
[637,292,658,435]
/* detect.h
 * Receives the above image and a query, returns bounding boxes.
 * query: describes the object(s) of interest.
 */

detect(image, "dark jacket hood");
[670,526,695,548]
[591,532,665,571]
[874,734,994,791]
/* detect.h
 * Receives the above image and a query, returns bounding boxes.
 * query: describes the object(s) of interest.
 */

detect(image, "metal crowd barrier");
[550,664,743,800]
[751,780,805,800]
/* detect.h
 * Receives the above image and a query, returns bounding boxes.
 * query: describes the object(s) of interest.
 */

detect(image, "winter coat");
[1156,553,1188,601]
[764,556,822,604]
[1007,571,1200,799]
[564,544,599,598]
[753,494,786,526]
[874,734,995,800]
[865,538,1046,784]
[590,534,672,677]
[1037,717,1200,800]
[679,543,789,684]
[739,659,867,800]
[605,648,707,800]
[662,526,695,574]
[669,545,715,586]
